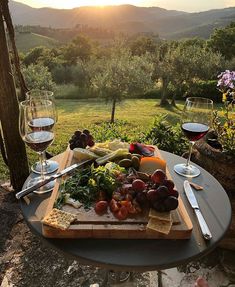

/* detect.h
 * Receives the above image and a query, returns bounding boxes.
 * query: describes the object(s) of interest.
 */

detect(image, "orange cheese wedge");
[139,157,166,174]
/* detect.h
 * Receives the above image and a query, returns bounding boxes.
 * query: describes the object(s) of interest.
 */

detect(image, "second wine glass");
[174,97,213,178]
[19,98,56,193]
[26,89,59,174]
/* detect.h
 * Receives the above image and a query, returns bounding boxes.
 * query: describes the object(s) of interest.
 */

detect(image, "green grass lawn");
[0,98,221,182]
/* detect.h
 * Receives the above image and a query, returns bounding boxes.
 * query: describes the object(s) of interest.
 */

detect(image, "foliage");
[23,46,63,70]
[129,35,158,56]
[144,115,188,155]
[90,120,132,143]
[51,64,87,87]
[211,70,235,155]
[91,40,154,122]
[152,40,223,105]
[207,22,235,60]
[62,35,93,65]
[22,63,55,91]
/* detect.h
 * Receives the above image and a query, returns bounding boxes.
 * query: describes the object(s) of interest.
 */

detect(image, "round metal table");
[20,150,232,272]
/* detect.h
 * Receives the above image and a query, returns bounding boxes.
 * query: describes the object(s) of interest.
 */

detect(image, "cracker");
[42,208,77,230]
[149,208,171,222]
[147,217,172,235]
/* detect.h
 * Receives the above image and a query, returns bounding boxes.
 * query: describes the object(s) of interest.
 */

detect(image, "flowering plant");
[212,70,235,155]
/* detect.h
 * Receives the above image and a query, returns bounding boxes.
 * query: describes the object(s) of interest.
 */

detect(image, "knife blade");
[15,159,93,200]
[184,180,212,240]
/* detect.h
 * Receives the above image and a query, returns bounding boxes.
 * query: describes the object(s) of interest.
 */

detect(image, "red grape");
[156,185,169,198]
[162,179,174,192]
[151,169,166,184]
[146,189,159,202]
[132,179,146,192]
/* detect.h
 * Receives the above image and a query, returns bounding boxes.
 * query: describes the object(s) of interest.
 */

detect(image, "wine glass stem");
[39,152,45,180]
[42,151,48,166]
[186,141,194,167]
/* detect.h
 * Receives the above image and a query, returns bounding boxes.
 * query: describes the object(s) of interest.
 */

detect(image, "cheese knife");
[15,159,93,200]
[184,180,212,240]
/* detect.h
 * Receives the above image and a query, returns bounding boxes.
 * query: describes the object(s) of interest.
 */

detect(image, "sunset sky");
[16,0,235,12]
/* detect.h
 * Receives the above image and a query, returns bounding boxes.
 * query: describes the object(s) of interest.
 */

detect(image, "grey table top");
[20,150,232,272]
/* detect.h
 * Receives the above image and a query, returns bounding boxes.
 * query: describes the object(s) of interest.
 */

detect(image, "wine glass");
[26,90,59,174]
[174,97,213,178]
[19,99,56,193]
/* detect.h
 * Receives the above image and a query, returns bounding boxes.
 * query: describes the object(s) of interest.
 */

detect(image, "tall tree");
[0,3,29,191]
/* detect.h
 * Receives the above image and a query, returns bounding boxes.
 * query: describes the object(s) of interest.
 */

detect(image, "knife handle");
[194,208,212,240]
[16,177,54,200]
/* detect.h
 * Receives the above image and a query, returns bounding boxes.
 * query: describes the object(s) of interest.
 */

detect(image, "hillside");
[15,32,59,52]
[9,1,235,39]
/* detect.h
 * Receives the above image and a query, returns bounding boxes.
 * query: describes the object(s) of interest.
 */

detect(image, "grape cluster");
[69,129,95,150]
[134,169,179,212]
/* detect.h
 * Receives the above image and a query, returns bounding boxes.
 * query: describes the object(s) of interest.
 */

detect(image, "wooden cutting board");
[42,147,193,239]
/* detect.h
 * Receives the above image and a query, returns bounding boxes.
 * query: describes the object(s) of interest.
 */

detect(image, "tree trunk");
[110,97,117,123]
[0,13,29,191]
[171,95,177,107]
[160,78,169,106]
[1,0,28,101]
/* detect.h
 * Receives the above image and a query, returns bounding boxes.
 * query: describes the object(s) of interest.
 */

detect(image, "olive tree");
[153,40,223,106]
[91,42,154,123]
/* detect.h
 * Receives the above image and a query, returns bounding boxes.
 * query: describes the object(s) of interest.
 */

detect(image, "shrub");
[144,115,188,155]
[22,63,55,91]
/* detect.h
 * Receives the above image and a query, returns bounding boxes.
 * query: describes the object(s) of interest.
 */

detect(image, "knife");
[15,159,93,200]
[184,180,212,240]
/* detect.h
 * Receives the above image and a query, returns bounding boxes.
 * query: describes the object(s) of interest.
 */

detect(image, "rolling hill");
[9,0,235,39]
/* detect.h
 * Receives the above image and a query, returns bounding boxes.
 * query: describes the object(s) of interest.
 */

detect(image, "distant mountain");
[9,0,235,39]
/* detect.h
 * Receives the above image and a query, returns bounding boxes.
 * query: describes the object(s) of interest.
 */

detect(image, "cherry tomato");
[109,199,120,212]
[95,201,108,215]
[115,206,128,220]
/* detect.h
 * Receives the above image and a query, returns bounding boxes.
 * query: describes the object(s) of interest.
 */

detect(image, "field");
[15,32,60,53]
[0,98,221,183]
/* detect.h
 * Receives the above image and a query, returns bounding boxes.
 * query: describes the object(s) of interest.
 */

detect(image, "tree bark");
[160,78,169,106]
[110,97,117,123]
[1,0,28,101]
[0,13,29,191]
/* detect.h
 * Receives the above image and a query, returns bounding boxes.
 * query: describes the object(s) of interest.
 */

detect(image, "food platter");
[42,144,193,239]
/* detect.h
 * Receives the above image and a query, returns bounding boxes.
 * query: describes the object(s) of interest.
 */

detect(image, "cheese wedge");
[139,157,166,174]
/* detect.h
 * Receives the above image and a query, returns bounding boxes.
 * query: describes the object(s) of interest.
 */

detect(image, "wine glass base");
[31,160,59,175]
[27,177,55,194]
[174,163,200,178]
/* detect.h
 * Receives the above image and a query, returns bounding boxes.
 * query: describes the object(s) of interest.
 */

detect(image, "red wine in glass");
[28,117,55,131]
[26,90,59,175]
[24,131,54,152]
[174,97,213,178]
[181,122,209,142]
